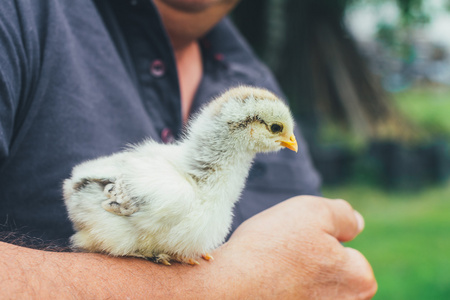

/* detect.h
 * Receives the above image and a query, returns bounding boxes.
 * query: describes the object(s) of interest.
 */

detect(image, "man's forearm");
[0,241,241,299]
[0,197,377,299]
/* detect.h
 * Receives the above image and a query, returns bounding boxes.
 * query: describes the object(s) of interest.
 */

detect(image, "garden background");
[233,0,450,298]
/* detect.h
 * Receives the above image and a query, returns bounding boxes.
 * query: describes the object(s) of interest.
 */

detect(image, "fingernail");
[354,210,365,232]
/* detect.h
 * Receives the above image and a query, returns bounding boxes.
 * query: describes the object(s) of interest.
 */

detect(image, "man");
[0,0,376,298]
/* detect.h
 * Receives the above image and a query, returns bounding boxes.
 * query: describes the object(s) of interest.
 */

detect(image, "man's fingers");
[243,196,365,242]
[321,198,364,242]
[275,196,364,242]
[343,247,378,299]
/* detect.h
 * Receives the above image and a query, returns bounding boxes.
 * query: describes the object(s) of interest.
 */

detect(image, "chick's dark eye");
[270,123,283,133]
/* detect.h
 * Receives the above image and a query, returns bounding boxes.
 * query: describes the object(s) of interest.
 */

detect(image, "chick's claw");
[188,258,200,265]
[176,256,200,265]
[161,259,171,266]
[202,253,214,261]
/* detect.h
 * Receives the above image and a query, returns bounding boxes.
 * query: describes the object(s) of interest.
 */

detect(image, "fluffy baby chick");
[63,86,298,265]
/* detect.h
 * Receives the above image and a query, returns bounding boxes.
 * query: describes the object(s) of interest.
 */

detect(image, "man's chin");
[156,0,230,13]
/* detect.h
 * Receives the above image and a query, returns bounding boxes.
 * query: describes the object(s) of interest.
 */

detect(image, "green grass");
[393,85,450,138]
[322,182,450,300]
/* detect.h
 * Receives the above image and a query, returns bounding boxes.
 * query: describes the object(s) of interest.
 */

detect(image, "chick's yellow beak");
[277,135,298,152]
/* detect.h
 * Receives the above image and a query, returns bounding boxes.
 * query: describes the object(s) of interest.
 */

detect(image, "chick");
[63,86,298,265]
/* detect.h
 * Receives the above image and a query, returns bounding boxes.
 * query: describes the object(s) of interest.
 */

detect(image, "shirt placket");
[113,0,182,143]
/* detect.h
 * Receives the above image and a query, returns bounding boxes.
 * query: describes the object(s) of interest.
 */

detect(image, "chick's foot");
[153,253,172,266]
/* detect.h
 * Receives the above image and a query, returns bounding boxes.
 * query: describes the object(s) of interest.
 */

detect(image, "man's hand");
[0,196,376,299]
[223,195,377,299]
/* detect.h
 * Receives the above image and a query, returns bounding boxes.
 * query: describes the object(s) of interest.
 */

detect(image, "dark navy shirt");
[0,0,321,245]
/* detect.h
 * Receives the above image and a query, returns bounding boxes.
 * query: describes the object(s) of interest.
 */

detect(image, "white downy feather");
[63,86,297,263]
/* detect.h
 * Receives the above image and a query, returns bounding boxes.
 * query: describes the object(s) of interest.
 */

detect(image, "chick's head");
[211,86,298,154]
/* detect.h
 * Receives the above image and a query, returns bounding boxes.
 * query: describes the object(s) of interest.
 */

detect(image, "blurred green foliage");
[323,182,450,299]
[394,86,450,139]
[349,0,432,24]
[376,23,418,64]
[319,86,450,146]
[395,0,429,25]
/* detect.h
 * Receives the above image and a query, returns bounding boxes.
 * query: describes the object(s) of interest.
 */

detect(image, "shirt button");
[214,53,225,61]
[150,59,165,77]
[161,128,174,144]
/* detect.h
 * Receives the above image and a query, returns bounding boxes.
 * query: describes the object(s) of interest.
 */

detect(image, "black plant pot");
[368,140,450,190]
[311,145,355,186]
